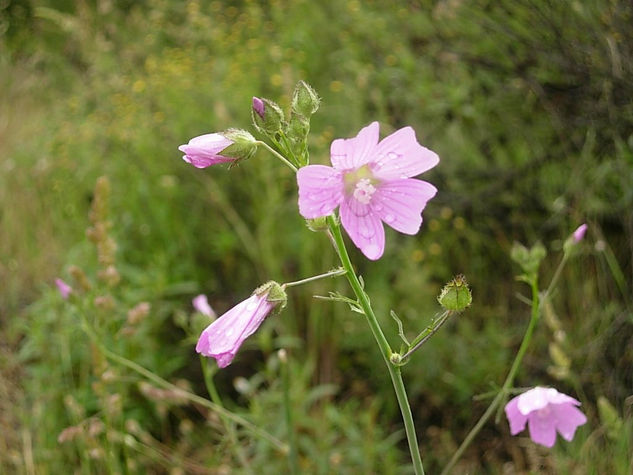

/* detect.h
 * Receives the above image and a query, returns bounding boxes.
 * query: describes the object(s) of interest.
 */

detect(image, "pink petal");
[330,122,379,170]
[55,278,73,299]
[371,126,439,180]
[527,412,557,447]
[544,387,582,407]
[553,404,587,441]
[505,396,528,435]
[340,197,385,260]
[297,165,344,219]
[371,179,437,234]
[179,133,234,168]
[195,293,274,368]
[573,223,587,243]
[517,386,550,414]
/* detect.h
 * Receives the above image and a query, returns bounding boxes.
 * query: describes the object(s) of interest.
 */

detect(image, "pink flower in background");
[196,292,277,368]
[192,294,216,319]
[573,223,587,243]
[505,387,587,447]
[178,133,235,168]
[297,122,439,260]
[55,278,72,299]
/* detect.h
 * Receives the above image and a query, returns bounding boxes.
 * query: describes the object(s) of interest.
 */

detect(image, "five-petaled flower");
[296,122,439,260]
[196,283,286,368]
[179,133,235,168]
[504,386,587,447]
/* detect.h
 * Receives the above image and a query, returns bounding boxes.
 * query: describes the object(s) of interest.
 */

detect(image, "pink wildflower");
[55,278,72,299]
[192,294,216,319]
[297,122,439,260]
[178,133,235,168]
[504,387,587,448]
[196,285,284,368]
[573,223,587,243]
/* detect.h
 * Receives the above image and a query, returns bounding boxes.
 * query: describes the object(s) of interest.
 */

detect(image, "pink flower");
[573,223,587,243]
[196,288,282,368]
[55,278,72,299]
[192,294,216,319]
[297,122,439,260]
[505,387,587,447]
[178,133,235,168]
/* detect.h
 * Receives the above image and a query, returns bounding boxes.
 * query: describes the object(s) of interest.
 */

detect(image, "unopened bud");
[291,81,320,116]
[511,241,546,278]
[437,275,472,311]
[251,97,285,135]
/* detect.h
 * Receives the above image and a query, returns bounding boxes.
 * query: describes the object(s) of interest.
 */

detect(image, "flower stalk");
[326,215,425,475]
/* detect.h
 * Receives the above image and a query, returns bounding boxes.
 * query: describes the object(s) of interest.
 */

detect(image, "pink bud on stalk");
[192,294,216,319]
[196,282,286,368]
[573,223,587,243]
[252,97,265,119]
[178,133,235,168]
[55,278,73,299]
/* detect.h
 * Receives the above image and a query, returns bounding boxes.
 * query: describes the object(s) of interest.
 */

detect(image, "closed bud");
[291,81,320,116]
[437,275,472,311]
[251,97,285,135]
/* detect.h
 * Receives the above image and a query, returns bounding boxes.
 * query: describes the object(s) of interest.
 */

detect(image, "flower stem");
[442,255,568,474]
[401,310,453,361]
[282,267,346,288]
[257,141,298,172]
[326,215,425,474]
[280,350,299,474]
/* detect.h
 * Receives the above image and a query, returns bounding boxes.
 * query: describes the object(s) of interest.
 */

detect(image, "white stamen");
[353,178,376,205]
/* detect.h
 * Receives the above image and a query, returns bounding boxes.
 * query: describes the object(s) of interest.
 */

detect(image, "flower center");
[353,178,376,204]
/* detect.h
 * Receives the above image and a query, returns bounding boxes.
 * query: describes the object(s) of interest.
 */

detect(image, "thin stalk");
[257,141,298,172]
[200,357,253,472]
[283,267,346,288]
[401,310,453,360]
[280,351,299,474]
[442,259,561,474]
[78,318,287,452]
[326,215,425,475]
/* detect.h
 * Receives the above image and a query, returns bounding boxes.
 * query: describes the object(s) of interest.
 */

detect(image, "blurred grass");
[1,0,632,472]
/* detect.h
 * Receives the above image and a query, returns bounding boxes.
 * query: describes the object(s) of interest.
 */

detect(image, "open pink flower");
[192,294,216,319]
[179,133,235,168]
[505,387,587,447]
[297,122,439,260]
[196,288,282,368]
[55,278,73,299]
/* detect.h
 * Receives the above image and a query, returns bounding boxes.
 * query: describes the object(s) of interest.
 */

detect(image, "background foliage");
[1,0,631,472]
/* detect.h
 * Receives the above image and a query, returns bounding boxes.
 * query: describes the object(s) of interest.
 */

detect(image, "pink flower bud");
[192,294,215,318]
[55,278,73,299]
[178,133,235,168]
[573,223,587,243]
[252,97,265,119]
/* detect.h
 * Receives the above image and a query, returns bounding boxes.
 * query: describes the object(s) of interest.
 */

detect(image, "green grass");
[1,0,632,472]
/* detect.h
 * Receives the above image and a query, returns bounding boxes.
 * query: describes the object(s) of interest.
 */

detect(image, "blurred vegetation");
[1,0,631,472]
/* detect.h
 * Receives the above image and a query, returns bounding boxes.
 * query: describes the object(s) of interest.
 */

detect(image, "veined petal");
[330,122,379,170]
[527,412,557,448]
[372,179,437,234]
[505,396,528,435]
[371,126,439,180]
[340,197,385,260]
[297,165,344,219]
[553,404,587,441]
[196,293,274,368]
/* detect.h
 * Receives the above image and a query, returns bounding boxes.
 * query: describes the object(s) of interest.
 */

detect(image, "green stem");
[280,351,299,474]
[402,310,453,361]
[442,255,568,474]
[326,215,425,474]
[257,141,298,172]
[200,357,252,472]
[78,317,287,452]
[283,267,346,288]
